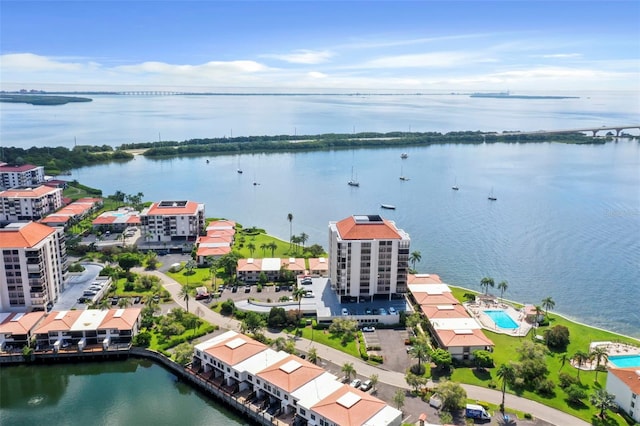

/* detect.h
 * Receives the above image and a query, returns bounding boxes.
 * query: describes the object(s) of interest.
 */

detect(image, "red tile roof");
[0,185,59,198]
[413,292,458,305]
[0,164,40,172]
[312,385,387,426]
[435,328,494,348]
[204,333,267,366]
[408,273,443,284]
[146,201,201,216]
[257,355,324,392]
[34,310,84,334]
[0,222,55,248]
[100,308,141,330]
[335,216,401,240]
[609,367,640,394]
[0,312,46,335]
[421,304,470,319]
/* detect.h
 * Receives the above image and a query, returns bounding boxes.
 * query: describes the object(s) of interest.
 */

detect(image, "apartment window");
[234,372,238,378]
[284,395,288,400]
[248,375,253,382]
[256,379,261,385]
[299,409,306,416]
[310,414,315,421]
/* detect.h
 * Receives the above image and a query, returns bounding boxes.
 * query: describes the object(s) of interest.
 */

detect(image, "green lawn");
[166,267,214,289]
[235,232,305,259]
[447,286,639,424]
[285,325,361,359]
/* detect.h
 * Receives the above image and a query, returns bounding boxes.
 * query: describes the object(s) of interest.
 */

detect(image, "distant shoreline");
[0,94,93,106]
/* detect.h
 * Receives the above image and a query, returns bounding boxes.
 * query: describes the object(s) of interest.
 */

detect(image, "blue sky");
[1,1,639,91]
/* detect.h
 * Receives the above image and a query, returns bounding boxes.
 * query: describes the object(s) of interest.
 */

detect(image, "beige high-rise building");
[328,215,410,302]
[0,222,68,312]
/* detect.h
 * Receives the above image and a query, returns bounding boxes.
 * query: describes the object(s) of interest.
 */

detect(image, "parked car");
[301,278,312,285]
[365,308,372,315]
[360,380,373,391]
[389,307,397,314]
[362,326,375,332]
[133,296,141,304]
[378,308,388,315]
[244,285,251,293]
[303,291,315,298]
[232,286,238,293]
[341,308,349,316]
[349,379,362,388]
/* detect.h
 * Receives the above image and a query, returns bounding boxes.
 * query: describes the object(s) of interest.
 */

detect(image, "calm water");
[0,359,248,426]
[1,92,639,338]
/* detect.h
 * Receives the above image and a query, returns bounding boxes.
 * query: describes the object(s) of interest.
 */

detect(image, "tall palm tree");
[408,337,430,371]
[180,285,191,313]
[293,286,307,320]
[541,296,556,318]
[590,389,616,419]
[247,242,256,257]
[480,277,495,295]
[287,213,293,249]
[558,352,569,371]
[291,235,301,254]
[533,305,544,325]
[341,362,356,382]
[268,241,278,257]
[409,251,422,271]
[299,232,308,249]
[497,280,508,302]
[573,350,590,379]
[496,363,515,411]
[591,346,609,382]
[260,242,268,256]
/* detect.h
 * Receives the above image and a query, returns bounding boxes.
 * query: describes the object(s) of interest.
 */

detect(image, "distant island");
[470,92,579,100]
[0,94,93,106]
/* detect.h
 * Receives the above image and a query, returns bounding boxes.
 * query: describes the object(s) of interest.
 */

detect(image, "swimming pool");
[609,354,640,368]
[484,310,519,329]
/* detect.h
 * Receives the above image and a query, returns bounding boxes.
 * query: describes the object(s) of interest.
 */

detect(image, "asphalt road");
[143,269,589,426]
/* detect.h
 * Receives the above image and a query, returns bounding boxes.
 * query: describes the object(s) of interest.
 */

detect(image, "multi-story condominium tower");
[328,215,410,301]
[0,222,68,312]
[0,164,45,190]
[140,200,205,243]
[0,185,63,223]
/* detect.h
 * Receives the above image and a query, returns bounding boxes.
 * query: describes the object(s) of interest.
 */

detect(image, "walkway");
[146,270,588,426]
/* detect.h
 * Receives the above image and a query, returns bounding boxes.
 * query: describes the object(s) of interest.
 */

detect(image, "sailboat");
[399,164,409,181]
[237,157,243,174]
[488,187,497,201]
[452,177,459,191]
[348,166,360,187]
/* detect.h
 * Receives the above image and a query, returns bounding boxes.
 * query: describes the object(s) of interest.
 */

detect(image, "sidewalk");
[147,270,588,426]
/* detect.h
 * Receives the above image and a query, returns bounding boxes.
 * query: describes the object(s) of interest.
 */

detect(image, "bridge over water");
[499,125,640,137]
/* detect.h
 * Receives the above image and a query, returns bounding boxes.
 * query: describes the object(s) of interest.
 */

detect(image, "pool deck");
[464,300,532,337]
[576,342,640,370]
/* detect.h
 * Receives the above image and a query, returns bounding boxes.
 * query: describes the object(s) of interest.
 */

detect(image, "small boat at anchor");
[380,204,396,210]
[400,153,408,159]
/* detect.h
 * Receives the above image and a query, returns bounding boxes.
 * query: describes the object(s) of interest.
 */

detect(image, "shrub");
[220,299,235,316]
[558,372,579,389]
[524,413,532,420]
[544,325,570,350]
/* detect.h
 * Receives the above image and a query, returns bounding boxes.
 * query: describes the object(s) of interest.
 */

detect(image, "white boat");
[488,188,497,201]
[380,204,396,210]
[452,177,459,190]
[399,164,409,181]
[400,153,408,159]
[348,166,359,187]
[237,157,243,173]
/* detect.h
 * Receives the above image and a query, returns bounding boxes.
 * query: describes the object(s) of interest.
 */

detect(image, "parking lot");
[53,263,105,311]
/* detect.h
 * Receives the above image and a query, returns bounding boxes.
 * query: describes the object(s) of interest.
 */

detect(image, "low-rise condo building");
[0,222,68,312]
[606,367,640,423]
[237,258,306,283]
[328,215,410,302]
[39,197,103,228]
[0,185,63,223]
[0,311,46,350]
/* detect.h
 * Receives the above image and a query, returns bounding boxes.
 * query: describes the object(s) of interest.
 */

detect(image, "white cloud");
[0,53,86,71]
[307,71,327,79]
[536,53,583,59]
[262,50,334,64]
[115,60,268,75]
[357,51,497,69]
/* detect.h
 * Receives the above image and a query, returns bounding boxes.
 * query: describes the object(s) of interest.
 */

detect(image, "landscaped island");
[0,94,93,105]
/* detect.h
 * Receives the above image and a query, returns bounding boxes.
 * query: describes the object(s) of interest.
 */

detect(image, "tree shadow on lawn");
[591,414,622,426]
[471,367,492,381]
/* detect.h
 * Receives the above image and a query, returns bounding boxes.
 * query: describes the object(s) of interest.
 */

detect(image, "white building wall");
[606,371,640,422]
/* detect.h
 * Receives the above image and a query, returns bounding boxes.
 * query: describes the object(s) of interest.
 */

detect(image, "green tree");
[435,381,467,412]
[260,242,268,256]
[185,259,197,275]
[268,242,278,257]
[292,286,307,320]
[287,213,293,250]
[393,390,405,411]
[590,346,609,382]
[267,307,287,328]
[247,242,256,256]
[480,277,495,295]
[272,337,287,352]
[544,324,570,350]
[542,296,556,318]
[472,349,494,369]
[431,348,453,371]
[572,350,590,379]
[408,337,430,373]
[369,374,379,394]
[409,250,422,271]
[590,389,616,419]
[118,253,141,271]
[565,384,587,405]
[117,297,132,308]
[173,342,194,366]
[341,362,356,382]
[496,363,515,412]
[405,370,428,392]
[307,347,319,365]
[497,280,508,302]
[179,285,191,313]
[240,311,266,335]
[299,232,308,249]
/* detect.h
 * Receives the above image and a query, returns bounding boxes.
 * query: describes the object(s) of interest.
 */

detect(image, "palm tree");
[299,232,308,250]
[573,350,590,379]
[591,346,609,382]
[533,305,544,325]
[291,235,301,254]
[558,352,569,371]
[369,374,379,394]
[293,286,307,320]
[118,297,132,308]
[260,242,268,256]
[408,338,430,372]
[267,241,277,257]
[496,363,515,411]
[341,362,356,382]
[590,389,616,419]
[307,347,318,364]
[409,251,422,271]
[541,296,555,318]
[480,277,495,295]
[247,242,256,257]
[287,213,293,249]
[180,285,191,313]
[497,280,508,302]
